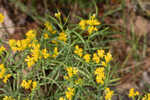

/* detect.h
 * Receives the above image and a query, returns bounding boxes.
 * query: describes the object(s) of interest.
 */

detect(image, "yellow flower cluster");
[23,31,50,68]
[0,46,6,55]
[0,13,4,23]
[9,39,28,52]
[74,46,112,66]
[58,32,67,43]
[44,21,56,34]
[105,88,114,100]
[59,97,65,100]
[0,64,11,83]
[21,80,37,90]
[142,93,150,100]
[59,87,75,100]
[92,49,105,64]
[83,53,91,63]
[128,88,139,98]
[3,96,15,100]
[94,67,105,85]
[64,67,78,80]
[25,44,50,68]
[52,47,58,58]
[74,45,83,57]
[65,87,75,100]
[26,30,37,40]
[92,53,100,64]
[55,11,61,19]
[44,20,68,44]
[44,33,49,39]
[79,14,101,34]
[25,43,40,68]
[42,48,50,59]
[9,30,36,52]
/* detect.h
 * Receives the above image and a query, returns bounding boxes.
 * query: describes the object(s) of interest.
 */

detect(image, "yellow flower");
[0,64,6,79]
[74,45,83,57]
[128,88,139,98]
[65,67,78,78]
[21,80,33,90]
[87,18,101,26]
[21,80,29,89]
[105,52,112,63]
[3,74,11,83]
[97,49,105,58]
[102,61,107,67]
[55,11,61,19]
[9,39,18,52]
[75,78,82,85]
[30,43,41,62]
[41,48,50,59]
[105,88,114,100]
[79,20,87,30]
[58,32,67,43]
[83,54,90,63]
[59,97,65,100]
[25,98,29,100]
[9,39,29,52]
[0,46,6,55]
[52,47,58,58]
[51,40,58,45]
[87,26,98,34]
[87,14,101,26]
[65,88,75,100]
[3,96,15,100]
[142,93,150,100]
[94,67,105,85]
[45,21,53,32]
[64,75,69,80]
[0,13,4,23]
[92,53,100,64]
[44,21,56,34]
[25,29,36,40]
[25,56,35,68]
[44,33,49,39]
[32,81,37,90]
